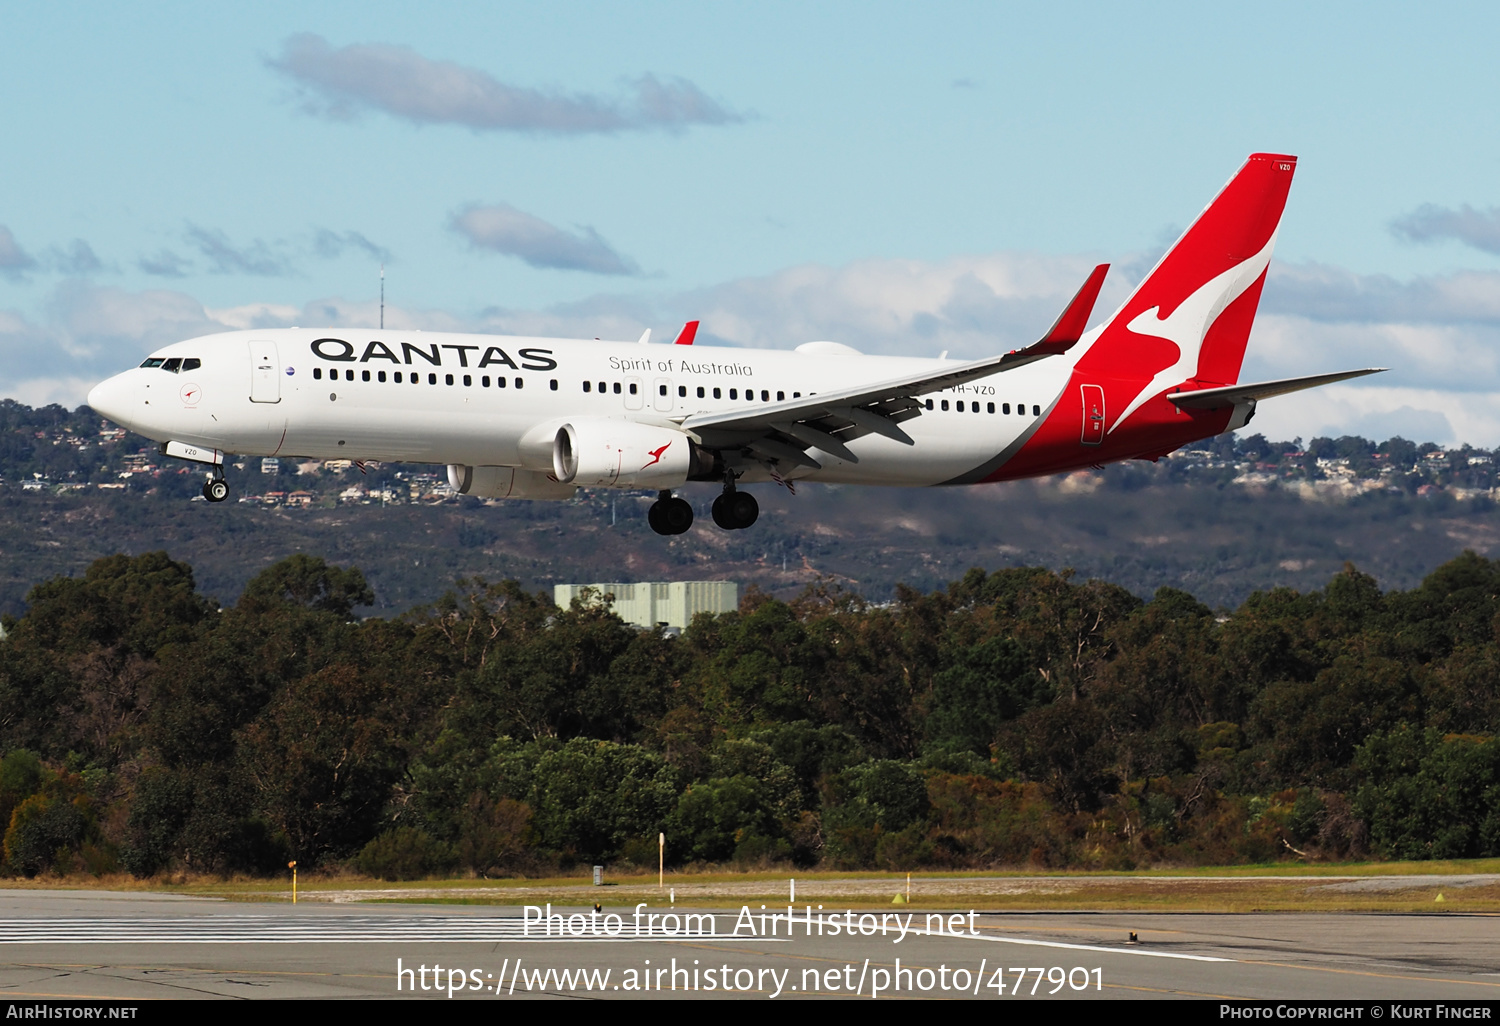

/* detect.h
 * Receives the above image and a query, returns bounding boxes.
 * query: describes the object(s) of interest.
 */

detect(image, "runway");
[2,890,1499,1000]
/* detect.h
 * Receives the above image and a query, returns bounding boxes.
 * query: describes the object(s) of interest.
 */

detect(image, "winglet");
[673,320,699,346]
[637,328,652,345]
[1038,263,1109,348]
[992,264,1110,372]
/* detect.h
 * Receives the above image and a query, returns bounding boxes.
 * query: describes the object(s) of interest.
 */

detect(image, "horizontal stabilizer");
[1167,368,1387,409]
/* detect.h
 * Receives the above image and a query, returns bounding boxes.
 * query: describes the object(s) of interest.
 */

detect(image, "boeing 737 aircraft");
[88,153,1381,534]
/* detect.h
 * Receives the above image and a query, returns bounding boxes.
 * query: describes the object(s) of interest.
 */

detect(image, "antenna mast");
[379,264,385,330]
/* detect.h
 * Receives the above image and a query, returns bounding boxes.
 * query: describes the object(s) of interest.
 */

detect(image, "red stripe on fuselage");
[978,372,1233,482]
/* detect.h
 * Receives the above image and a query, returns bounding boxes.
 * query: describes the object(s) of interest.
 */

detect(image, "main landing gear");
[647,490,694,535]
[202,467,229,503]
[646,477,760,535]
[711,478,758,531]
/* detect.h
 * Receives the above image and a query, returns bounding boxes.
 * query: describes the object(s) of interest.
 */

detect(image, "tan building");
[554,581,739,630]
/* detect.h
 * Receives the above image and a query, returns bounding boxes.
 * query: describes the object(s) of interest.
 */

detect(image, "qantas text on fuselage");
[87,153,1384,534]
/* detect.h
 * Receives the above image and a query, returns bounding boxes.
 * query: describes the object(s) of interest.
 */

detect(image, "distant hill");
[1,400,1495,615]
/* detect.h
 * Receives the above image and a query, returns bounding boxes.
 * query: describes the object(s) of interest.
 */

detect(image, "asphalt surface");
[2,889,1499,1000]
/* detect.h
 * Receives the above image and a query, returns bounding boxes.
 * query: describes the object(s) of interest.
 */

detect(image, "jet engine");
[447,464,577,500]
[549,419,700,488]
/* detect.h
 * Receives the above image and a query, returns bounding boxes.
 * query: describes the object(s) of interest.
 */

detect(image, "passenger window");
[183,358,201,371]
[987,402,995,413]
[599,381,606,392]
[395,372,402,383]
[515,378,523,389]
[777,391,785,401]
[463,374,472,386]
[429,373,437,384]
[1016,403,1025,416]
[445,374,454,385]
[362,370,371,382]
[378,371,386,382]
[713,387,721,399]
[629,383,638,394]
[1032,405,1040,416]
[730,388,738,399]
[696,386,705,398]
[1003,403,1011,414]
[481,376,489,387]
[941,400,949,411]
[161,358,182,373]
[678,386,686,397]
[925,399,933,410]
[497,376,506,388]
[345,369,354,381]
[550,379,557,390]
[584,381,591,392]
[794,392,801,398]
[613,382,621,394]
[139,358,165,368]
[313,368,323,380]
[957,401,965,412]
[659,384,667,396]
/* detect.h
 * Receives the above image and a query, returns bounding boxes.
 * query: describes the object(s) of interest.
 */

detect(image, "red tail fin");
[1076,153,1296,431]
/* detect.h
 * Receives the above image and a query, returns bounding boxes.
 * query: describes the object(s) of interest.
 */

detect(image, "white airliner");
[88,153,1381,534]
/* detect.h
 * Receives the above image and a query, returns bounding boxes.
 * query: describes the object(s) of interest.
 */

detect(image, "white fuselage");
[87,328,1078,487]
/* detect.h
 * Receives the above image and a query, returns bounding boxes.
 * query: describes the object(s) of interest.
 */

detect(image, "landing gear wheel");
[711,490,758,530]
[203,478,229,503]
[648,496,694,535]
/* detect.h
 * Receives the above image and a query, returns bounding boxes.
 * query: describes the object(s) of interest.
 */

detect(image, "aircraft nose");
[87,373,135,429]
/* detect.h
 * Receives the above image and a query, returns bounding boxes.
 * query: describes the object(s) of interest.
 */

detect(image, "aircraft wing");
[681,264,1110,469]
[1167,368,1387,409]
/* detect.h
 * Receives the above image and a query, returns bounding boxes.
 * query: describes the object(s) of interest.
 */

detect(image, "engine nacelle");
[447,464,577,500]
[552,419,696,488]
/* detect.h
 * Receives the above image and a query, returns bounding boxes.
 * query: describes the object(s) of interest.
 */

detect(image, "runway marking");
[1242,958,1500,990]
[0,916,779,945]
[967,933,1232,962]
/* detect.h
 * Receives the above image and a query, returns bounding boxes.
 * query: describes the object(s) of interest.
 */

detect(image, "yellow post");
[658,833,664,890]
[289,861,297,904]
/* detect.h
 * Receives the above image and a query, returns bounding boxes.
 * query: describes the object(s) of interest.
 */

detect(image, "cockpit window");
[183,358,201,371]
[140,358,165,368]
[161,358,182,373]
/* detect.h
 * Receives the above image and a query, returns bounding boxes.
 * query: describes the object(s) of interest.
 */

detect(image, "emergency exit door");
[1080,384,1104,445]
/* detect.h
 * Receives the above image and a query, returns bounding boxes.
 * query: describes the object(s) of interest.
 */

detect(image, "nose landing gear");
[202,468,229,503]
[647,490,694,535]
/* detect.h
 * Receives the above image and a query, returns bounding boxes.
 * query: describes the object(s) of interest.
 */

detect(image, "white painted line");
[969,933,1233,962]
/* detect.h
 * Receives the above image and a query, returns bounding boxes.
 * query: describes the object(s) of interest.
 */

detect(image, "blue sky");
[4,2,1500,444]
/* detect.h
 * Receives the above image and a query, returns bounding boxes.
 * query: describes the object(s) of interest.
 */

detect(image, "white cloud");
[6,250,1500,448]
[1262,262,1500,325]
[450,204,637,275]
[184,224,294,277]
[269,34,742,134]
[312,228,390,263]
[0,226,37,280]
[1391,203,1500,256]
[49,239,104,275]
[666,252,1115,355]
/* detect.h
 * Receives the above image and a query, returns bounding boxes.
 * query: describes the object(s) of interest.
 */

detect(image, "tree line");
[3,549,1499,879]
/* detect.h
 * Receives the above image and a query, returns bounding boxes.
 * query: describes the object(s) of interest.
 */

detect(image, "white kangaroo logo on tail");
[1108,229,1279,434]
